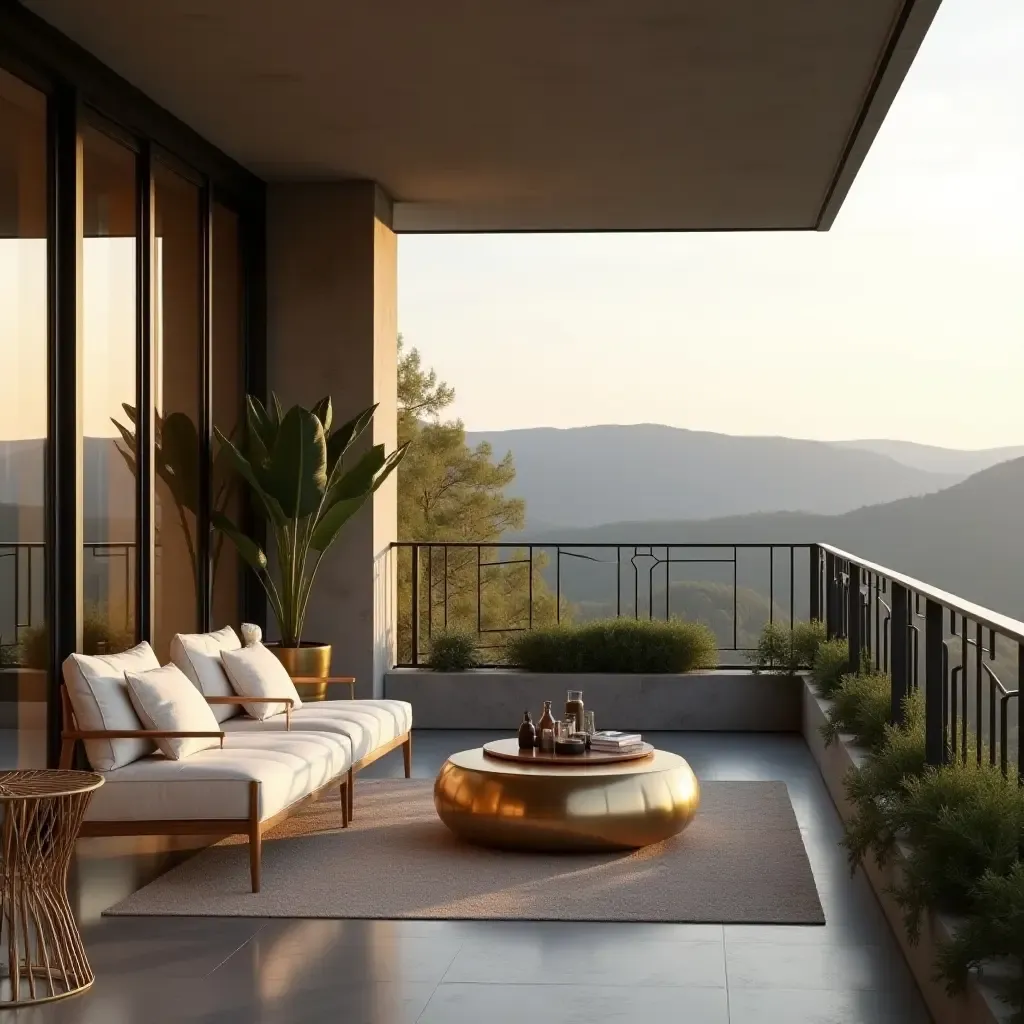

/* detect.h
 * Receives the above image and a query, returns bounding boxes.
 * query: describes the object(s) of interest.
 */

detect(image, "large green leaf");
[260,406,327,519]
[246,396,276,456]
[324,443,386,507]
[312,443,407,552]
[214,426,286,526]
[211,512,268,572]
[325,404,377,476]
[311,396,332,434]
[308,496,367,552]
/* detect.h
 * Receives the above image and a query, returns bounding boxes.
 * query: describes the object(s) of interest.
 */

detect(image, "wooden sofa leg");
[340,779,349,828]
[249,781,262,893]
[347,767,354,821]
[403,734,412,778]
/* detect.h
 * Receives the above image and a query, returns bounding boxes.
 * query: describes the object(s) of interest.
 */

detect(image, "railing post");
[410,545,420,667]
[890,583,908,726]
[847,563,862,676]
[925,599,945,766]
[809,544,821,622]
[1018,642,1023,785]
[825,551,838,640]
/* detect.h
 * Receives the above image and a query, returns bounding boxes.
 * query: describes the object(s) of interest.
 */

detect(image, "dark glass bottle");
[537,700,556,751]
[565,690,585,732]
[517,711,536,750]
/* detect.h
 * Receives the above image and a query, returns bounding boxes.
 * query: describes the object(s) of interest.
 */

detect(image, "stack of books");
[590,730,644,753]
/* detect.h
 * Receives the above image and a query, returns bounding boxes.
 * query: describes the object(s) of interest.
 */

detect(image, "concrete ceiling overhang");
[24,0,941,232]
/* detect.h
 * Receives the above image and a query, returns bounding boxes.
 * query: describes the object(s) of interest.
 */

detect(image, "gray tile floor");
[3,732,932,1024]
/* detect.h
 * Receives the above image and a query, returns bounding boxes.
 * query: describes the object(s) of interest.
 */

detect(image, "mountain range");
[465,424,1019,528]
[524,456,1024,624]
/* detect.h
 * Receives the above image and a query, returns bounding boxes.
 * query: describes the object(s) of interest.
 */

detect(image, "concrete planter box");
[384,668,801,731]
[802,680,1015,1024]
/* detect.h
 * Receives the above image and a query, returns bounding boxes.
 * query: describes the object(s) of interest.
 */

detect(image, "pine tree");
[396,337,560,664]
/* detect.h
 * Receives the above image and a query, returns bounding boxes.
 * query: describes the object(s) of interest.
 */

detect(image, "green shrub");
[936,864,1024,1014]
[821,670,893,750]
[428,628,479,671]
[506,618,718,674]
[886,759,1024,942]
[842,694,927,869]
[811,638,850,697]
[748,619,826,675]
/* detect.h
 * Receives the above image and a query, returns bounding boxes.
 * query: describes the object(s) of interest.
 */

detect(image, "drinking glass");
[583,711,596,735]
[539,728,555,753]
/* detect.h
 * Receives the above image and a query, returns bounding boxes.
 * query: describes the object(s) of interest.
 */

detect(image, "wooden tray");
[482,737,654,765]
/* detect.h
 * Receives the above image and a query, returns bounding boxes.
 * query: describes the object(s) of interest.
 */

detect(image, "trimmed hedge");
[428,628,479,671]
[505,618,718,674]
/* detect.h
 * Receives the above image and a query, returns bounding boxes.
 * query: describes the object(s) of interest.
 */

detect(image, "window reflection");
[152,162,202,658]
[82,125,138,654]
[0,69,48,766]
[211,202,244,630]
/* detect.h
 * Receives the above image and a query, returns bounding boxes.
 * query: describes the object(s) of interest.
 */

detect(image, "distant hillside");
[526,457,1024,622]
[466,424,960,528]
[835,438,1024,477]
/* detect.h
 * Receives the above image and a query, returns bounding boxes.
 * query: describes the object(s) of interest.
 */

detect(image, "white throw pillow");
[62,642,159,771]
[220,642,303,720]
[169,626,242,723]
[124,663,223,760]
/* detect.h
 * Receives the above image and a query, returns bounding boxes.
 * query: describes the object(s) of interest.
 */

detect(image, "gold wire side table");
[0,769,104,1006]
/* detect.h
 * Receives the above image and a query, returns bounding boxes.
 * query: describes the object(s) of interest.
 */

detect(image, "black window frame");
[0,1,266,766]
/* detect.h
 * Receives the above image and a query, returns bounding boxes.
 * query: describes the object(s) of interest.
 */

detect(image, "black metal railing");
[816,544,1021,782]
[0,542,135,656]
[394,541,817,668]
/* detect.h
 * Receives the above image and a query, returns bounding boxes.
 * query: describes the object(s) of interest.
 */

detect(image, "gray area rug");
[104,779,824,924]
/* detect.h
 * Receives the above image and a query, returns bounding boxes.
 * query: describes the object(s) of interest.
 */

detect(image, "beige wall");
[266,181,397,697]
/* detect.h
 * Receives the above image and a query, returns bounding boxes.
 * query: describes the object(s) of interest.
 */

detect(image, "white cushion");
[170,626,242,723]
[85,731,352,822]
[61,642,159,771]
[124,663,223,761]
[223,699,411,763]
[220,642,303,720]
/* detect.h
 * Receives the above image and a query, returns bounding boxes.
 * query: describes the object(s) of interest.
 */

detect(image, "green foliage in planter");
[506,618,718,674]
[214,394,406,647]
[20,605,136,669]
[428,628,479,671]
[886,759,1024,942]
[821,670,893,750]
[810,638,850,697]
[936,863,1024,1017]
[842,694,927,870]
[748,619,826,675]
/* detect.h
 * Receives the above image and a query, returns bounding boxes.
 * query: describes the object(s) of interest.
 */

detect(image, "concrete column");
[266,181,397,697]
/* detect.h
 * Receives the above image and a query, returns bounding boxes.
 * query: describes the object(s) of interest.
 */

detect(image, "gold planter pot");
[267,643,331,702]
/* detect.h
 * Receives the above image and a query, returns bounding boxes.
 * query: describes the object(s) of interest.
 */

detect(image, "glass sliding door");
[0,69,48,767]
[81,125,138,655]
[211,202,244,630]
[153,162,202,658]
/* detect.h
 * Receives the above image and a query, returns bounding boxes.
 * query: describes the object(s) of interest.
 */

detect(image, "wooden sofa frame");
[59,683,412,892]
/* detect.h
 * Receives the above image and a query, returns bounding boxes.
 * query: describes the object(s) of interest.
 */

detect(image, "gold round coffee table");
[0,769,104,1006]
[434,740,699,851]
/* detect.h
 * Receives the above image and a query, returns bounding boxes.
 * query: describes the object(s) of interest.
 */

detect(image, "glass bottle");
[565,690,585,732]
[537,701,556,751]
[517,710,536,750]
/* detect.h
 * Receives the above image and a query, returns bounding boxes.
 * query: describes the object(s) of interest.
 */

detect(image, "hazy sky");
[398,0,1024,450]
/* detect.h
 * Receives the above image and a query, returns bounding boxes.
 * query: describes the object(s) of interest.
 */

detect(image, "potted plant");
[213,394,406,699]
